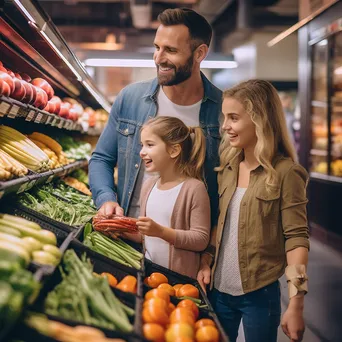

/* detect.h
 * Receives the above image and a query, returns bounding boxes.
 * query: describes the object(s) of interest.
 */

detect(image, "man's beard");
[157,53,194,86]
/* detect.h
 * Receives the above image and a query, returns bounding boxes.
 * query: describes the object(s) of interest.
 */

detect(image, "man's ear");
[168,144,181,159]
[195,44,208,64]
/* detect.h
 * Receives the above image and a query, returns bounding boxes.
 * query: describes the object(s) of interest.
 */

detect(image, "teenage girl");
[132,116,211,278]
[197,80,309,342]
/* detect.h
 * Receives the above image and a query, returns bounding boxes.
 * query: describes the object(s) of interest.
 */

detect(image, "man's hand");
[98,201,124,216]
[136,217,163,238]
[197,256,212,294]
[281,295,305,342]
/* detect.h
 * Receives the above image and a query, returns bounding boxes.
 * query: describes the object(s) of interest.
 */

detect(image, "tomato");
[147,272,169,288]
[168,302,176,315]
[177,299,199,320]
[158,283,176,296]
[116,275,137,293]
[195,326,219,342]
[173,284,183,296]
[100,272,118,287]
[194,318,216,331]
[143,323,165,342]
[145,288,170,304]
[173,338,194,342]
[143,297,169,312]
[144,277,149,285]
[170,308,196,326]
[143,305,169,326]
[165,323,194,342]
[177,284,199,299]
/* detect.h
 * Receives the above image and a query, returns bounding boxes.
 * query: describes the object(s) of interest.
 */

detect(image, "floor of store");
[236,237,342,342]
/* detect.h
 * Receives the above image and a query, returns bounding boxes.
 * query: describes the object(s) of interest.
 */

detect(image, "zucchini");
[0,233,31,253]
[0,214,41,230]
[32,251,58,266]
[22,237,43,252]
[42,245,62,259]
[0,225,21,237]
[0,241,30,267]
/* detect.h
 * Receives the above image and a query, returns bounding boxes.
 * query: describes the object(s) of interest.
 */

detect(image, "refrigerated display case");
[298,1,342,248]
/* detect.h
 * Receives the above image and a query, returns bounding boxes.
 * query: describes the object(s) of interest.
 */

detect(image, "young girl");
[135,116,211,279]
[197,80,309,342]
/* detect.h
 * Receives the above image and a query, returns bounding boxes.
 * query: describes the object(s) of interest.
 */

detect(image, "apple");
[33,86,48,109]
[59,102,71,119]
[31,78,54,100]
[49,96,62,115]
[28,83,37,104]
[44,101,56,114]
[0,66,7,73]
[14,73,22,80]
[21,80,34,104]
[11,77,26,101]
[6,69,15,78]
[20,73,31,82]
[0,71,14,93]
[68,108,78,121]
[0,79,11,97]
[0,61,3,67]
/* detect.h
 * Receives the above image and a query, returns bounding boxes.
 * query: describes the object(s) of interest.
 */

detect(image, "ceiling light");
[84,58,238,69]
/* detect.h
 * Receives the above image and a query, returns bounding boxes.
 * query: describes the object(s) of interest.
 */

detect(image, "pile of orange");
[142,274,220,342]
[100,272,137,294]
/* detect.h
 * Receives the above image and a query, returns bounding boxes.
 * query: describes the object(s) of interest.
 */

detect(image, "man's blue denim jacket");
[89,73,222,225]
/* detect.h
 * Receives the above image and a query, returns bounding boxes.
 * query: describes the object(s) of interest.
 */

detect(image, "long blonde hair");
[217,79,297,191]
[142,116,206,180]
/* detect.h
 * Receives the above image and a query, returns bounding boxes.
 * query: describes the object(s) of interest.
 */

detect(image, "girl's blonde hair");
[217,79,297,191]
[142,116,206,180]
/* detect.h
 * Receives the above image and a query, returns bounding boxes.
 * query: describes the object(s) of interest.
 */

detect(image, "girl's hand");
[197,254,212,294]
[137,217,162,238]
[281,306,305,341]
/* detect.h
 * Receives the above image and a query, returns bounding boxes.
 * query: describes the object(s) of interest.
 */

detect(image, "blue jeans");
[209,282,281,342]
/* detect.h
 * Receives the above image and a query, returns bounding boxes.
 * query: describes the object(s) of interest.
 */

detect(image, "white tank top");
[144,181,184,268]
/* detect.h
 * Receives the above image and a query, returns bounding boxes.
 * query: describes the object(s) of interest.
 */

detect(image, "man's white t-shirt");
[127,86,201,218]
[144,181,184,268]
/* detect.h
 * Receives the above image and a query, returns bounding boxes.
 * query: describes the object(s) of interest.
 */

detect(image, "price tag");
[26,179,36,191]
[45,115,52,125]
[34,112,43,123]
[46,174,54,183]
[25,110,36,121]
[58,120,64,129]
[0,191,4,200]
[17,182,28,194]
[7,104,20,118]
[50,117,58,126]
[0,102,10,117]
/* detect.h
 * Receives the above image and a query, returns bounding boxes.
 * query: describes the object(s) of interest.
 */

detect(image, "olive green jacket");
[210,154,310,293]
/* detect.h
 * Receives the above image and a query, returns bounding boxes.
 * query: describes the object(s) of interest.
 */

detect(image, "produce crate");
[144,260,214,312]
[69,240,143,297]
[13,201,85,239]
[1,205,75,273]
[76,227,145,273]
[30,246,144,341]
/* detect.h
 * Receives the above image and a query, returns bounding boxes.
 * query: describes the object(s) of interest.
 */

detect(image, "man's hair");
[157,8,212,50]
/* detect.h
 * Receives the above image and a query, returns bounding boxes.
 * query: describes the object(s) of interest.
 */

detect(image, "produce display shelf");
[0,1,111,112]
[0,95,83,132]
[0,159,87,199]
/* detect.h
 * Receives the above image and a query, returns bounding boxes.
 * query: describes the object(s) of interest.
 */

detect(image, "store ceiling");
[37,0,298,55]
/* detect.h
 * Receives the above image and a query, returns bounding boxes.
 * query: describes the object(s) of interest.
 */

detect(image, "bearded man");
[89,8,222,226]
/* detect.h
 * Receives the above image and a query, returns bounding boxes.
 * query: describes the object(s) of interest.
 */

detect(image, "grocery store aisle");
[236,237,342,342]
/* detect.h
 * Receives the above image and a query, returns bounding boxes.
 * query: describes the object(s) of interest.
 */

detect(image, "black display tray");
[31,245,144,340]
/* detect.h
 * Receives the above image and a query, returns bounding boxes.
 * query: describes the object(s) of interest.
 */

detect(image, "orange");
[100,272,118,287]
[168,302,176,315]
[195,326,219,342]
[143,306,169,326]
[173,284,183,296]
[165,323,194,342]
[143,323,165,342]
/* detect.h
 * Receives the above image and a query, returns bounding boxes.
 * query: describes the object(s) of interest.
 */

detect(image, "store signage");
[0,102,11,117]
